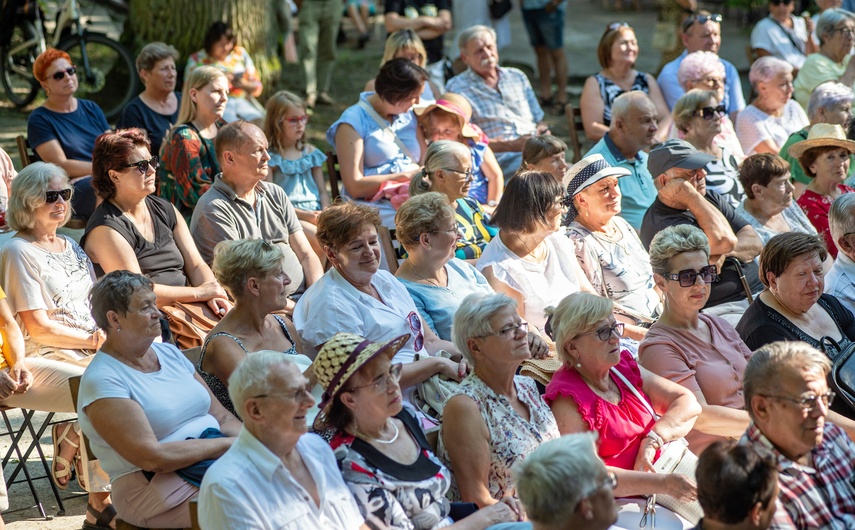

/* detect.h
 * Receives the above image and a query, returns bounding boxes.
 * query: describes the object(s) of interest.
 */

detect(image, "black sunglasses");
[123,156,159,174]
[695,105,726,120]
[664,265,718,287]
[682,13,723,32]
[770,0,793,5]
[45,189,72,203]
[51,66,77,81]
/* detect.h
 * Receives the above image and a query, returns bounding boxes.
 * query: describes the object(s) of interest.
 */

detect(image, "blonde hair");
[545,293,614,364]
[212,239,285,298]
[673,89,719,134]
[381,30,428,68]
[8,162,73,231]
[409,140,470,196]
[395,192,456,250]
[264,90,307,152]
[170,65,227,135]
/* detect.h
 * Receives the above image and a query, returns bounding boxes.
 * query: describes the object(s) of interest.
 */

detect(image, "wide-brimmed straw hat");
[561,154,630,221]
[415,92,481,140]
[312,332,409,425]
[787,123,855,160]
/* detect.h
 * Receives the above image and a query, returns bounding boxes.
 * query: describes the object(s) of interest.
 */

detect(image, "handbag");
[489,0,512,20]
[818,336,855,413]
[161,301,221,350]
[413,350,460,421]
[610,367,703,525]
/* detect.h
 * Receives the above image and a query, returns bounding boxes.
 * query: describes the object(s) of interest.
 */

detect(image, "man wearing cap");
[585,91,660,231]
[199,351,368,530]
[446,25,550,176]
[641,139,763,325]
[658,11,746,121]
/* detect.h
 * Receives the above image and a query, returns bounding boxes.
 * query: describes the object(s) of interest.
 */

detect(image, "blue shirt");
[586,134,657,230]
[27,99,109,161]
[657,50,746,114]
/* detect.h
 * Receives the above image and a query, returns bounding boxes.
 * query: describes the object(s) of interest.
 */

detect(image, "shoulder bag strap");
[357,99,416,162]
[610,366,660,420]
[766,16,806,54]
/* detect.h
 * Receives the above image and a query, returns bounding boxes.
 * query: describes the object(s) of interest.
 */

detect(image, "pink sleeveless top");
[544,350,657,470]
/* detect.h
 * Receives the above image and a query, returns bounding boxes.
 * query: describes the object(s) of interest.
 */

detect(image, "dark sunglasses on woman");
[123,156,159,174]
[45,189,72,203]
[664,265,718,287]
[51,66,77,81]
[694,105,727,120]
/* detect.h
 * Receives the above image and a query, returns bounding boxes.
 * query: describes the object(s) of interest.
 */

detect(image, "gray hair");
[89,270,154,331]
[648,225,711,276]
[409,140,470,196]
[673,89,720,134]
[514,432,605,525]
[135,42,179,73]
[829,193,855,249]
[458,25,496,54]
[8,162,73,231]
[748,56,793,89]
[228,350,297,416]
[452,292,518,366]
[816,8,855,46]
[545,293,614,365]
[611,90,655,125]
[212,239,285,298]
[677,51,725,89]
[743,341,831,422]
[807,81,854,121]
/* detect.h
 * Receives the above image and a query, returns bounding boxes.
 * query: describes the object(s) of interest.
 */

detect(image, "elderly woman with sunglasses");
[315,332,524,530]
[294,202,466,406]
[544,291,701,503]
[673,89,745,208]
[82,129,230,316]
[439,292,560,507]
[793,9,855,110]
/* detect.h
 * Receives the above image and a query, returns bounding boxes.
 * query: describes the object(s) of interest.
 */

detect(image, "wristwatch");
[646,430,664,449]
[487,200,498,207]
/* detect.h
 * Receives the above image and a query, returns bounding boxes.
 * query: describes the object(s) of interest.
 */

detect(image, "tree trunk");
[124,0,282,91]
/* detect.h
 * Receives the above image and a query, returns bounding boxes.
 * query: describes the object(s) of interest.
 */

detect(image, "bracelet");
[646,430,664,449]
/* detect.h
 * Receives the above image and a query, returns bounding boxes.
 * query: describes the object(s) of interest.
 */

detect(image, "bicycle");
[0,0,137,120]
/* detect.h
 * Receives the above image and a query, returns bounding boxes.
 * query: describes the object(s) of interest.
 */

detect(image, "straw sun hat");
[312,332,409,425]
[415,92,481,140]
[787,123,855,160]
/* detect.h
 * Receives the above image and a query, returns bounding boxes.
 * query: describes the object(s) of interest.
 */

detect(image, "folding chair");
[564,103,585,163]
[377,225,399,273]
[325,151,342,200]
[15,136,34,168]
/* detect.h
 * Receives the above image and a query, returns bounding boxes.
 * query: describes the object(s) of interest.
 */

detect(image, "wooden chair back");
[68,376,95,461]
[564,103,585,163]
[16,135,33,168]
[377,225,399,273]
[189,499,201,530]
[325,151,341,200]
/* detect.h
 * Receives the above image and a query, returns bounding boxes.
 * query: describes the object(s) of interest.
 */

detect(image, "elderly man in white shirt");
[199,352,367,530]
[825,193,855,314]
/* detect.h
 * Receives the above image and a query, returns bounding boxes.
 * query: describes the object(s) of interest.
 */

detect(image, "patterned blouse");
[596,72,650,126]
[454,197,497,260]
[185,46,258,99]
[331,409,453,530]
[157,122,222,223]
[197,315,298,417]
[437,374,559,502]
[797,184,855,259]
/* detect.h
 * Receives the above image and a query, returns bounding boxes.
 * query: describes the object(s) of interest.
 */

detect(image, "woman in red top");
[790,123,855,258]
[544,292,701,501]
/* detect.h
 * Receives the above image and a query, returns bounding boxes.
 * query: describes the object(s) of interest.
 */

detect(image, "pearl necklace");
[354,421,400,445]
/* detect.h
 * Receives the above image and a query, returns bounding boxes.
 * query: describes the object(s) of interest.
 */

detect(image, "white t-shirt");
[200,428,364,530]
[78,342,219,480]
[0,235,98,360]
[476,232,582,331]
[750,16,809,70]
[735,101,809,155]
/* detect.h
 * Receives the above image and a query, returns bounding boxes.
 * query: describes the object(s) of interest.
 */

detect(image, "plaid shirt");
[741,422,855,529]
[445,67,544,143]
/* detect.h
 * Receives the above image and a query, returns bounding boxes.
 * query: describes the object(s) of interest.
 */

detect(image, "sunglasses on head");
[123,156,159,174]
[51,66,77,81]
[607,21,630,31]
[664,265,718,287]
[45,189,72,203]
[682,13,723,32]
[694,105,726,120]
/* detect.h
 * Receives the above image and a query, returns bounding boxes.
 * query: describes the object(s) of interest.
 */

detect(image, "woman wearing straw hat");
[789,122,855,257]
[314,332,525,530]
[416,93,503,209]
[563,154,660,340]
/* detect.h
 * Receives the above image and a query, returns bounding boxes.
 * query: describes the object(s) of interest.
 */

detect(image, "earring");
[575,360,582,368]
[117,327,121,332]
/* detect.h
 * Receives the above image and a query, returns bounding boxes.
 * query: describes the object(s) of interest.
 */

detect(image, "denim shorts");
[521,6,565,50]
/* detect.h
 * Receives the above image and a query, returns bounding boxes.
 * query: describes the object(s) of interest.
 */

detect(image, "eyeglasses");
[607,21,630,31]
[283,114,309,125]
[475,321,529,339]
[431,225,460,237]
[695,77,726,89]
[442,168,475,182]
[663,265,718,287]
[253,383,314,402]
[581,322,625,342]
[430,128,458,138]
[833,27,855,38]
[694,105,727,120]
[407,311,424,351]
[681,13,723,32]
[761,391,835,413]
[51,66,77,81]
[577,471,618,510]
[45,189,72,203]
[347,363,404,394]
[123,156,159,174]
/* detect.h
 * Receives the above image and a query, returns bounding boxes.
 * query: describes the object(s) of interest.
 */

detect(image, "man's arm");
[487,136,530,153]
[658,178,737,256]
[384,11,451,41]
[728,225,763,263]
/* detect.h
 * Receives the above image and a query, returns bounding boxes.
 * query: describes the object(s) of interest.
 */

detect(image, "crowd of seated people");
[9,5,855,529]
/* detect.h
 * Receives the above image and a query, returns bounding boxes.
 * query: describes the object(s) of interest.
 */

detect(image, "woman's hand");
[436,356,467,382]
[527,332,549,359]
[90,330,107,350]
[195,280,228,303]
[206,297,232,317]
[661,473,697,503]
[634,437,658,472]
[475,497,525,525]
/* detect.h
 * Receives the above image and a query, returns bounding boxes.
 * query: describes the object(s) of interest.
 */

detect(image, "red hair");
[33,48,72,83]
[91,128,151,200]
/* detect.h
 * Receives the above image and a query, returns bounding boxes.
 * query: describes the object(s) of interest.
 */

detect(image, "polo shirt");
[587,133,657,230]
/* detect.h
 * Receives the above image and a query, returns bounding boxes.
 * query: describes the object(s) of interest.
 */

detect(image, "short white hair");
[748,56,792,89]
[452,293,517,366]
[228,351,297,415]
[8,162,72,231]
[611,90,655,124]
[816,8,855,46]
[807,81,854,121]
[830,193,855,248]
[458,25,496,54]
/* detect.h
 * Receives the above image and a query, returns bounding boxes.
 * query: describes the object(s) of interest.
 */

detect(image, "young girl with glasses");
[264,90,331,259]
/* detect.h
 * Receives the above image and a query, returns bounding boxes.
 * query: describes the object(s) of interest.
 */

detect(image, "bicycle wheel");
[58,33,137,121]
[0,19,41,107]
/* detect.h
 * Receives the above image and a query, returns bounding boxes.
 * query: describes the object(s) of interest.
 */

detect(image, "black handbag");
[819,337,855,415]
[489,0,512,19]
